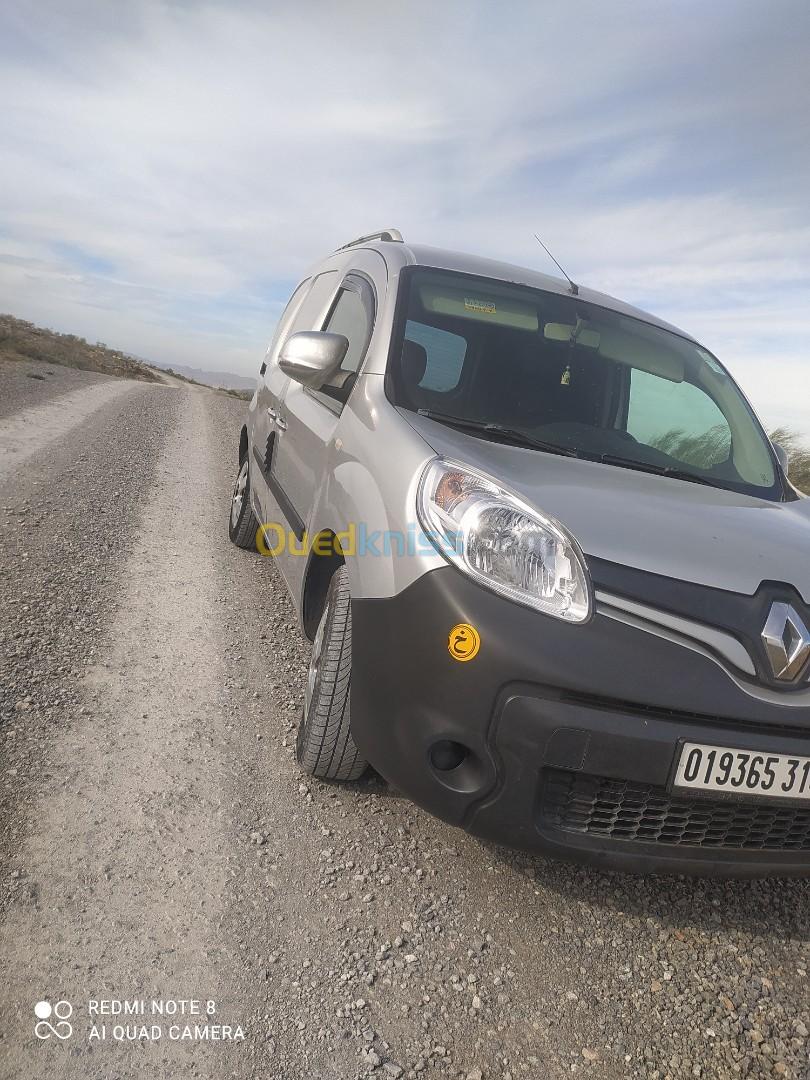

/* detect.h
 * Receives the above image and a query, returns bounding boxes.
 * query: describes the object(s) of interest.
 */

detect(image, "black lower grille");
[541,770,810,850]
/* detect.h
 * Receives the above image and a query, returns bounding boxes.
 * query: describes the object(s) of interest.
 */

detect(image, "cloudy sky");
[1,1,808,429]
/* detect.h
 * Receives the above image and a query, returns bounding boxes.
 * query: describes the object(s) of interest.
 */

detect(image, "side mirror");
[278,331,348,389]
[772,441,789,475]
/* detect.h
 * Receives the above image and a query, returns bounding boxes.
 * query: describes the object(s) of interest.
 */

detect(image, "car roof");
[357,239,696,342]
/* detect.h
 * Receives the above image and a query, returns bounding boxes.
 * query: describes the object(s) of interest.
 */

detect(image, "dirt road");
[0,363,808,1080]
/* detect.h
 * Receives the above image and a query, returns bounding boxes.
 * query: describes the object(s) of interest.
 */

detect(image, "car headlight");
[417,458,592,623]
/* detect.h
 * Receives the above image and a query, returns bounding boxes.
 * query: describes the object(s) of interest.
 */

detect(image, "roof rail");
[335,228,404,252]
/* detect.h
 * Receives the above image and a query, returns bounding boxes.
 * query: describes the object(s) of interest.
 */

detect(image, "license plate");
[673,742,810,801]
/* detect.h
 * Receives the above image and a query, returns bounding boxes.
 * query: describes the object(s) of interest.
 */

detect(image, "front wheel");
[228,457,260,550]
[296,565,367,781]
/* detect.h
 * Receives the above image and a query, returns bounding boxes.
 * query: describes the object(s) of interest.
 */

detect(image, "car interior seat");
[397,339,429,411]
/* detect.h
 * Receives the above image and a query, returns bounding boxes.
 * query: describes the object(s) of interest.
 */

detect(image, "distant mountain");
[149,361,256,391]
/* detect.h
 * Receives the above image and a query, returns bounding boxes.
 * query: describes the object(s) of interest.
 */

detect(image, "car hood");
[402,411,810,602]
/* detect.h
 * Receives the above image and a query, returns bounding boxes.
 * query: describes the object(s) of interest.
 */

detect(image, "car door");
[269,272,375,591]
[252,270,339,529]
[251,277,311,517]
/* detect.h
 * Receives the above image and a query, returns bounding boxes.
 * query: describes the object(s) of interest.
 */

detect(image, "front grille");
[541,769,810,850]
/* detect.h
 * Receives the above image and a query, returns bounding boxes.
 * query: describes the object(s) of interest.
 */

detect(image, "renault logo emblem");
[761,602,810,681]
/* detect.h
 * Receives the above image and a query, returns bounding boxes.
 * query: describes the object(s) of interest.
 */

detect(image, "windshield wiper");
[416,410,579,457]
[583,452,715,486]
[416,411,714,484]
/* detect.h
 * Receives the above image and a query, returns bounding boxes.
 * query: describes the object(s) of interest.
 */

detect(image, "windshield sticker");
[464,298,497,315]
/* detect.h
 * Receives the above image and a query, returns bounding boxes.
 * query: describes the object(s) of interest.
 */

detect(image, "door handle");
[274,416,288,432]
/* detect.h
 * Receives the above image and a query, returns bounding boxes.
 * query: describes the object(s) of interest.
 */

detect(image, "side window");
[313,275,374,409]
[286,270,340,337]
[404,320,467,391]
[262,278,311,371]
[627,369,732,468]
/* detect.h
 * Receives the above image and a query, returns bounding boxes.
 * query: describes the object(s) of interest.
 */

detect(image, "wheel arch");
[301,531,344,641]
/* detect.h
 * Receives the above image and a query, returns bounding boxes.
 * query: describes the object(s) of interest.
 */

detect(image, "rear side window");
[404,321,467,391]
[263,277,311,369]
[287,270,340,336]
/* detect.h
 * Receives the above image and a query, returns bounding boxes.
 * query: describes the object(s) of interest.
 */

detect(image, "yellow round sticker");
[448,623,481,662]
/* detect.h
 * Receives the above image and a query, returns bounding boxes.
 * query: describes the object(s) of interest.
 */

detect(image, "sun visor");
[597,327,686,382]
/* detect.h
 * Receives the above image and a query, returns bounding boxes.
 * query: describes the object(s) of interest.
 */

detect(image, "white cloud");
[0,0,808,432]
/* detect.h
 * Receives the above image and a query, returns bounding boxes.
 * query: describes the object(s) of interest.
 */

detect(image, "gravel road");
[0,364,808,1080]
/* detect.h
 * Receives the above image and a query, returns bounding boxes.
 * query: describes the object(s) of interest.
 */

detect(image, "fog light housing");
[429,739,467,772]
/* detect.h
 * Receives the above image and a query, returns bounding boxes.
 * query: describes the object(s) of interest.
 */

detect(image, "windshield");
[387,268,781,500]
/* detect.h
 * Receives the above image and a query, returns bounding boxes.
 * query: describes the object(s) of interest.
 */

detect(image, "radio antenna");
[533,234,579,296]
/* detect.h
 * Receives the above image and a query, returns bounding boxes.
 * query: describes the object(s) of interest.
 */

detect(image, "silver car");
[229,229,810,876]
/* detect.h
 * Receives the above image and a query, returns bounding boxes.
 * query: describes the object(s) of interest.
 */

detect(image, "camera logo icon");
[34,1000,73,1040]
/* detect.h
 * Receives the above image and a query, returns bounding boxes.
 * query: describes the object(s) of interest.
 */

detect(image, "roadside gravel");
[0,376,179,901]
[0,357,127,420]
[0,380,807,1080]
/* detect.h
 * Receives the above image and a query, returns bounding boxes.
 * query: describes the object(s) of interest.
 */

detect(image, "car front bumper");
[350,567,810,876]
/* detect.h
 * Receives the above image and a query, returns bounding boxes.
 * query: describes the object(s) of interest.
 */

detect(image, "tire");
[296,565,367,781]
[228,455,260,550]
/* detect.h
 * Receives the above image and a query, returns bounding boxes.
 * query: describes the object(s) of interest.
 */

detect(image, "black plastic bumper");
[350,568,810,876]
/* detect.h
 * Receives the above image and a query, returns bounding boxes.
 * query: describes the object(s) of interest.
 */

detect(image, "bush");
[645,425,808,496]
[0,313,160,382]
[769,428,810,495]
